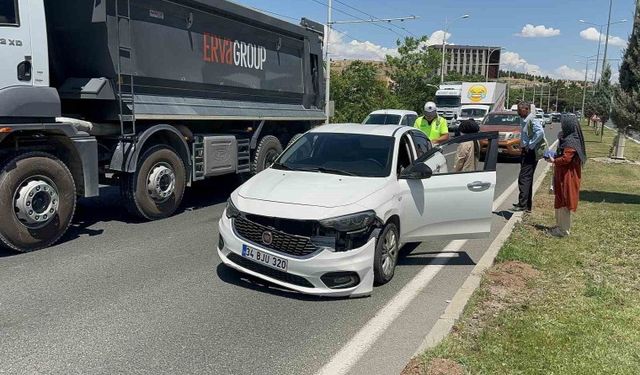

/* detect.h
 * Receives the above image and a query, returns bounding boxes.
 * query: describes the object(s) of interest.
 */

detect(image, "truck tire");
[0,152,76,252]
[373,223,400,285]
[251,135,283,174]
[120,146,186,220]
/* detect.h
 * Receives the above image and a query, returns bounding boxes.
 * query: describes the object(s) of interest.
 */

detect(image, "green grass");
[417,125,640,374]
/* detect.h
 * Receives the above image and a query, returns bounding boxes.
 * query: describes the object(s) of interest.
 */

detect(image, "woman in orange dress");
[546,116,586,237]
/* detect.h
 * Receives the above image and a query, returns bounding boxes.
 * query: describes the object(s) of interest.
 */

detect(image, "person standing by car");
[545,116,586,237]
[513,101,545,212]
[414,102,449,144]
[454,119,480,172]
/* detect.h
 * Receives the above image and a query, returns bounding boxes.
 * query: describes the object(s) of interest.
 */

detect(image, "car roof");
[487,111,518,115]
[310,123,410,137]
[368,109,418,116]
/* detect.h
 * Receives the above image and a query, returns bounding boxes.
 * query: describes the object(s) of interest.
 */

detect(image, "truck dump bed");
[45,0,325,122]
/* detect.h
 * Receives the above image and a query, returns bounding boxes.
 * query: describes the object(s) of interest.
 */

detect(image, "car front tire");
[373,223,400,285]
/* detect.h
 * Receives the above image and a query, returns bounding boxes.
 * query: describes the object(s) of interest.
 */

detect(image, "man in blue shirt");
[513,101,545,212]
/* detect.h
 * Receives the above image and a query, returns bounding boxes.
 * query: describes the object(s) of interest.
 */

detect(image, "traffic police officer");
[413,101,449,144]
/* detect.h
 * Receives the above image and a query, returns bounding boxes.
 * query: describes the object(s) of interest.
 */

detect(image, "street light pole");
[581,59,590,121]
[323,0,332,124]
[440,15,469,83]
[579,17,626,84]
[601,0,613,81]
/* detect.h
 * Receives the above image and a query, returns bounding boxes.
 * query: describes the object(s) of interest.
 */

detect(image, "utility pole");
[323,5,418,123]
[323,0,332,124]
[547,84,551,112]
[601,0,613,81]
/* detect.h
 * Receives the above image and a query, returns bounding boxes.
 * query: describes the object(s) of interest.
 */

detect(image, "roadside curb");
[412,143,557,357]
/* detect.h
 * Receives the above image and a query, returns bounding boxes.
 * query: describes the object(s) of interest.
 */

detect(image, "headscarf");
[558,115,586,165]
[458,119,480,134]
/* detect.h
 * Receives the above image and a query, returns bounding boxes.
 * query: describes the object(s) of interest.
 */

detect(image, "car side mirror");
[399,162,433,180]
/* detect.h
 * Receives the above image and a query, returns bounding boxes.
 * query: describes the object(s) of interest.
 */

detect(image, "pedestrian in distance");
[453,119,480,172]
[544,115,586,237]
[512,101,546,213]
[413,101,449,145]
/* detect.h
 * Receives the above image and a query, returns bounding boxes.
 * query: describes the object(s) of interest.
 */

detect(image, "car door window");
[400,116,409,126]
[427,132,498,175]
[409,131,432,158]
[0,1,18,25]
[396,135,415,175]
[406,115,417,127]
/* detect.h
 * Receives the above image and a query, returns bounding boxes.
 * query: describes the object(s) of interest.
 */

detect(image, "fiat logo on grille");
[262,231,273,245]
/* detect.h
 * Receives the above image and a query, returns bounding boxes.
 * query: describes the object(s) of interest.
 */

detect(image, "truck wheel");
[121,146,186,220]
[373,223,400,285]
[252,135,283,174]
[0,152,76,252]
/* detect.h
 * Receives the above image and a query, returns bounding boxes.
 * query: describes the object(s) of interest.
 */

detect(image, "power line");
[332,0,417,37]
[307,0,407,38]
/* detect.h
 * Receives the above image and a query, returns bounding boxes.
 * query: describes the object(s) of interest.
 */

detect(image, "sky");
[235,0,636,82]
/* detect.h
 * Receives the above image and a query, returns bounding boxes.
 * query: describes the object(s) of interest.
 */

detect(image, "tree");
[612,3,640,131]
[330,61,399,123]
[385,37,442,113]
[587,64,614,124]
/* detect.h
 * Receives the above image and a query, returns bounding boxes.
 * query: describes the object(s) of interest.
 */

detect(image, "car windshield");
[483,114,521,126]
[435,96,461,107]
[363,114,402,125]
[274,133,394,177]
[460,108,487,118]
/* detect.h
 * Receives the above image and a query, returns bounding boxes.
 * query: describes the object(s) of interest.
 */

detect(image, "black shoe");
[512,203,524,209]
[512,206,528,212]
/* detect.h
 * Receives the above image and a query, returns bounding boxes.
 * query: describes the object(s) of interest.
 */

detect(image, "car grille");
[226,253,314,288]
[233,216,319,257]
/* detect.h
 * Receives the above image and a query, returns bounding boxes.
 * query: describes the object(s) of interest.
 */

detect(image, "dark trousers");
[518,149,538,210]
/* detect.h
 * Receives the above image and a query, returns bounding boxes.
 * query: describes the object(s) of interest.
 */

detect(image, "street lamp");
[440,14,470,83]
[575,54,598,119]
[578,17,627,83]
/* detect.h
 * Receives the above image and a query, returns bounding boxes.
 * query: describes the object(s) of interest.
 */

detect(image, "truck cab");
[458,105,490,123]
[435,84,462,125]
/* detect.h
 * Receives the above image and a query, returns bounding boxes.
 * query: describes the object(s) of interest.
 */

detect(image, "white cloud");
[426,30,452,46]
[501,51,542,74]
[579,27,627,48]
[552,65,592,81]
[328,30,397,61]
[516,24,561,38]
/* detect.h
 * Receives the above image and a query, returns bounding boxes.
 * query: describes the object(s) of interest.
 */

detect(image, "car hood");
[480,125,521,133]
[237,168,389,208]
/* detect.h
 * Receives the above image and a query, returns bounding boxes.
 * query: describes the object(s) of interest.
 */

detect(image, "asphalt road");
[0,126,558,375]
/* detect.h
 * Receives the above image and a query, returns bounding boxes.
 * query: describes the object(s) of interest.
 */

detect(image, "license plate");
[498,149,505,153]
[242,245,288,272]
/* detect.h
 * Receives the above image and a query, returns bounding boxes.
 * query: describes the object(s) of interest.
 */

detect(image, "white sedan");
[218,125,499,297]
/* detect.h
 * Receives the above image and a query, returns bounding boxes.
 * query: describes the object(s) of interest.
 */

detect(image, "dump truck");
[0,0,325,251]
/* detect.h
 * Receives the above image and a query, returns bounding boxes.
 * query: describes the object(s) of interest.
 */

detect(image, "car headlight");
[225,198,241,218]
[319,211,377,233]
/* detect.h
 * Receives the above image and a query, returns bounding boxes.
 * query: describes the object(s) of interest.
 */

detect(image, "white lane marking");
[314,249,463,375]
[316,157,528,375]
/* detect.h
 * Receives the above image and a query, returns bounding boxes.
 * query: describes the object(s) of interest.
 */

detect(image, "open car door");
[400,131,499,242]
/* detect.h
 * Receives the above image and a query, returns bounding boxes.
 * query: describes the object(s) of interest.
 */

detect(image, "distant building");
[430,45,502,80]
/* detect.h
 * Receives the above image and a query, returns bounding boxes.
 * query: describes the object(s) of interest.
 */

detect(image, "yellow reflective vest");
[413,116,449,141]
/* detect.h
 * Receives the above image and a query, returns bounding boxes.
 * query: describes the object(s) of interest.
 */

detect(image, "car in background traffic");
[543,114,552,125]
[363,110,418,126]
[218,124,499,297]
[535,113,546,128]
[479,111,522,158]
[551,112,561,122]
